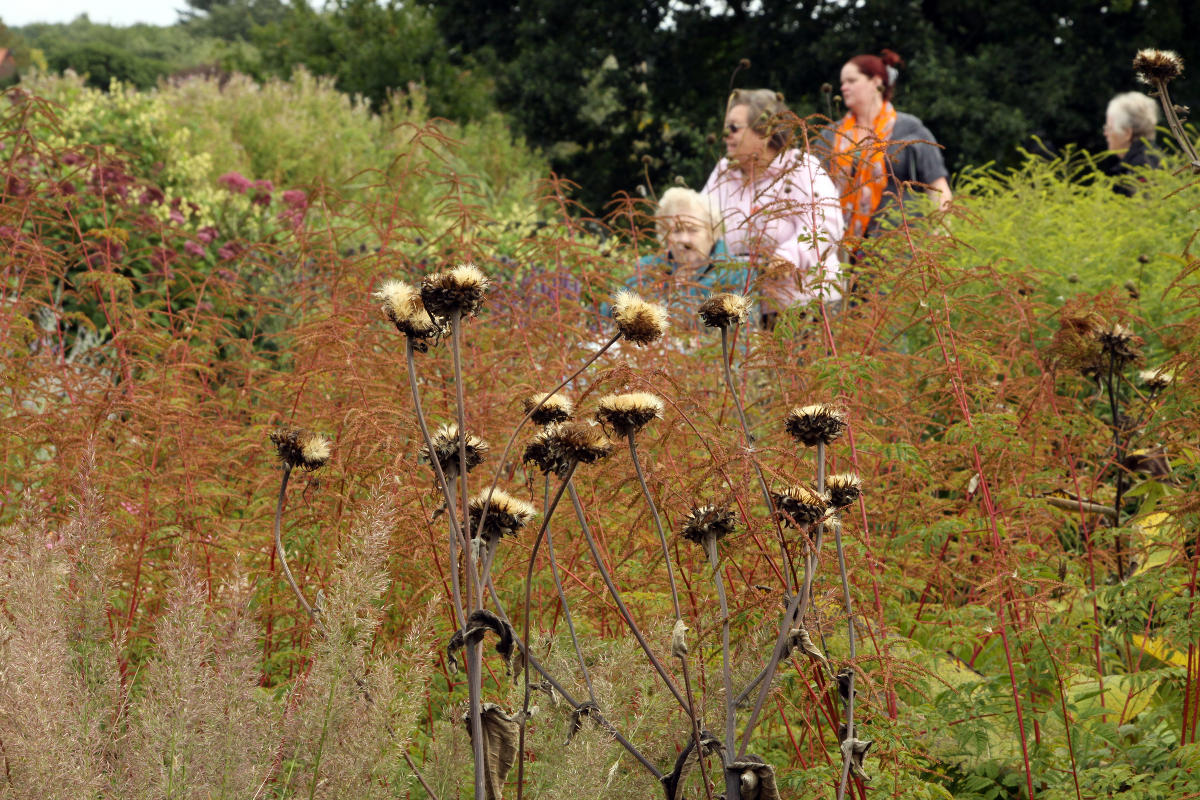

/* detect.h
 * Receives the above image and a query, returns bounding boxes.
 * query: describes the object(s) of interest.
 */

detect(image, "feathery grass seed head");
[468,489,537,541]
[772,485,829,527]
[523,392,573,425]
[826,473,862,509]
[375,279,443,346]
[269,427,331,471]
[420,264,489,319]
[611,289,668,346]
[680,505,737,544]
[595,392,663,437]
[420,423,488,478]
[784,403,847,447]
[698,292,751,328]
[1133,49,1184,84]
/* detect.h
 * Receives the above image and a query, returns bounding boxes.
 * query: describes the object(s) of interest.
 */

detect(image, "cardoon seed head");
[698,292,751,328]
[420,423,488,478]
[523,424,566,476]
[552,421,613,466]
[269,427,331,471]
[611,289,668,346]
[375,279,442,347]
[595,392,663,437]
[771,485,829,527]
[420,264,489,319]
[680,505,737,544]
[1139,368,1173,392]
[468,489,537,541]
[1097,322,1143,369]
[523,392,573,425]
[826,473,863,509]
[784,404,847,447]
[1133,49,1184,85]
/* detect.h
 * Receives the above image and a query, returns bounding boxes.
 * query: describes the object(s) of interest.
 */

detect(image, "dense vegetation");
[1,64,1199,799]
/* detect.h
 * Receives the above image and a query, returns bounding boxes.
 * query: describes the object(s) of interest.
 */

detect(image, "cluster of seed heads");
[269,427,332,471]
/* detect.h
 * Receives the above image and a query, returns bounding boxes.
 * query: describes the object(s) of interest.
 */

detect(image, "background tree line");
[5,0,1198,211]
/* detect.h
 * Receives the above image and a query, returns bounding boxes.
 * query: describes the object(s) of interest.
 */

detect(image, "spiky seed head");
[523,424,566,476]
[826,473,862,509]
[551,421,613,466]
[420,264,490,319]
[468,489,537,541]
[611,289,668,346]
[1133,49,1184,85]
[1097,321,1143,369]
[523,392,573,425]
[784,404,847,447]
[698,292,751,329]
[1139,368,1173,391]
[375,279,443,346]
[419,423,489,478]
[680,505,737,544]
[269,427,332,471]
[595,392,664,437]
[771,485,829,527]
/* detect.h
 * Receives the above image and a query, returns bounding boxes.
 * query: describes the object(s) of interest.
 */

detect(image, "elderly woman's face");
[724,104,769,167]
[661,213,715,272]
[1104,113,1132,152]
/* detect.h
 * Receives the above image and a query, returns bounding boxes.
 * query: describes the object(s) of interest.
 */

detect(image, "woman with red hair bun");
[830,49,952,240]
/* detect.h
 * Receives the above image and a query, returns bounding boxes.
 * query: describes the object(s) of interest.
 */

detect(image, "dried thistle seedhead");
[419,423,488,478]
[1096,321,1143,369]
[522,422,612,476]
[595,392,663,437]
[680,505,737,544]
[468,489,537,541]
[784,403,847,447]
[522,424,566,476]
[611,289,668,346]
[698,292,751,328]
[1139,368,1173,391]
[375,279,443,346]
[269,427,331,471]
[523,392,573,425]
[771,485,828,527]
[420,263,489,319]
[1133,49,1184,85]
[826,473,863,509]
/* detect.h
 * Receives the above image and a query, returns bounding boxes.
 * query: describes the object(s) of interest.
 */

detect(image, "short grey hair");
[1107,92,1159,141]
[655,188,723,238]
[727,88,794,152]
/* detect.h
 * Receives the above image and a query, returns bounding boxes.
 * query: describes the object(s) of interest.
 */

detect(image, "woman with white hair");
[1103,91,1162,196]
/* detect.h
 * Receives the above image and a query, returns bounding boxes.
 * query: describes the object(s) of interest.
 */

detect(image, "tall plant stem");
[568,481,692,714]
[737,589,804,758]
[449,310,486,800]
[474,332,621,540]
[272,464,326,635]
[541,475,597,704]
[834,522,858,800]
[1105,360,1126,578]
[1150,77,1200,173]
[705,533,736,761]
[518,464,579,800]
[720,324,795,595]
[677,653,715,800]
[627,431,681,619]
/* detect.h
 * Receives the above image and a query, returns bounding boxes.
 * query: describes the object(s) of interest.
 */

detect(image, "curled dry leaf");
[446,609,516,674]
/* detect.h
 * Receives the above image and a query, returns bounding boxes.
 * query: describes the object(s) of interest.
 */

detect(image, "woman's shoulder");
[892,112,936,142]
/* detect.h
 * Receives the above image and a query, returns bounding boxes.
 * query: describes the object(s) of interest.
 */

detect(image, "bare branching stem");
[541,475,598,704]
[705,533,736,762]
[272,464,326,635]
[1149,77,1200,173]
[627,431,681,619]
[569,480,692,714]
[834,525,858,800]
[677,655,715,800]
[737,589,804,759]
[720,325,795,595]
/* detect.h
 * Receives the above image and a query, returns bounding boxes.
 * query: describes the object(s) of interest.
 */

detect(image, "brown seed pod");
[826,473,863,509]
[784,404,847,447]
[771,485,828,527]
[611,289,668,346]
[269,427,331,471]
[679,505,737,544]
[522,392,573,425]
[468,489,537,541]
[420,264,490,319]
[595,392,663,437]
[420,423,488,478]
[1133,49,1184,85]
[697,292,751,329]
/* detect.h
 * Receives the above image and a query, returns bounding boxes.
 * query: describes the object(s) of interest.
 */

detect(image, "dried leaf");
[446,609,516,674]
[671,618,689,658]
[463,704,521,800]
[565,700,600,744]
[789,627,829,673]
[660,730,722,800]
[727,757,781,800]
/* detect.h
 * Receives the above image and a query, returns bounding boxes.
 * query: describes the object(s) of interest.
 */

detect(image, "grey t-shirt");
[873,113,949,231]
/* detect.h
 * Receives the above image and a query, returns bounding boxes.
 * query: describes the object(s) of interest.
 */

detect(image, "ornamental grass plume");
[679,505,737,545]
[375,279,443,347]
[468,489,537,541]
[1133,49,1184,84]
[611,289,669,346]
[420,263,490,319]
[419,423,488,478]
[697,292,751,329]
[595,392,664,437]
[522,392,573,425]
[771,485,829,527]
[826,473,863,509]
[784,404,847,447]
[268,427,331,471]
